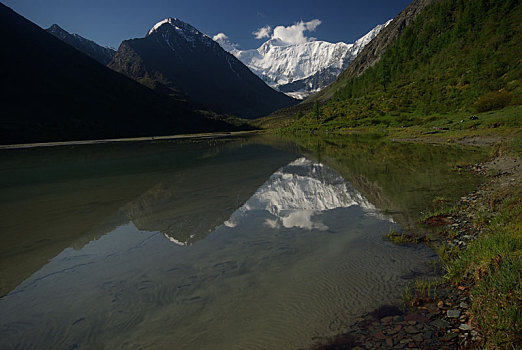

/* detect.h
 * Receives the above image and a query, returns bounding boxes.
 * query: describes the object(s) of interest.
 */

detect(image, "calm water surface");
[0,135,483,349]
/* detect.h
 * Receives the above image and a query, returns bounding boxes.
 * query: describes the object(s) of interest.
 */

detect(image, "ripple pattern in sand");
[0,193,437,350]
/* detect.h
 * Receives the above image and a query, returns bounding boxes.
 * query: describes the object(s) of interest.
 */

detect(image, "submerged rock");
[447,309,461,318]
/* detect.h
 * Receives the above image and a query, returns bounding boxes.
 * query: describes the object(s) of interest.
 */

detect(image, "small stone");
[412,334,423,342]
[430,319,451,329]
[423,330,433,339]
[381,316,393,324]
[374,331,386,340]
[393,315,404,322]
[385,337,394,347]
[387,328,399,335]
[471,330,478,337]
[404,313,429,324]
[405,326,420,334]
[442,332,458,341]
[459,324,471,331]
[459,302,469,308]
[447,309,461,318]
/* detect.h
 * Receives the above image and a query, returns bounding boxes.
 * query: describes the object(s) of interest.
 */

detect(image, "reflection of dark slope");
[287,135,485,232]
[0,140,254,296]
[120,144,298,245]
[322,159,409,227]
[0,176,154,297]
[68,211,130,251]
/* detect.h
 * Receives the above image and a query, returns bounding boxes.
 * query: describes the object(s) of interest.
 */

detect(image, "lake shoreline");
[311,147,521,349]
[0,130,262,150]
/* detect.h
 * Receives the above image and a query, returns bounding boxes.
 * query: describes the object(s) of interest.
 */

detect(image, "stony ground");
[311,151,521,350]
[311,278,478,349]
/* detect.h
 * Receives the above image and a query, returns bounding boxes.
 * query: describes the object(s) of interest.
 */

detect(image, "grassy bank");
[440,174,521,347]
[274,105,521,145]
[408,137,521,348]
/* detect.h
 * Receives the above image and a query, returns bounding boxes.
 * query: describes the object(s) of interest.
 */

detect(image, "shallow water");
[0,135,483,349]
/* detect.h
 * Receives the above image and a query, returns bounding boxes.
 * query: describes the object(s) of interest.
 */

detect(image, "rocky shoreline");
[312,153,521,349]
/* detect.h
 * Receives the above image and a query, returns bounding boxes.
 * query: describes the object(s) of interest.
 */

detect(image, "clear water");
[0,135,482,349]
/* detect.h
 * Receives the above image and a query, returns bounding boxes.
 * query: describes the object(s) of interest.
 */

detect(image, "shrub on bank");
[474,91,513,113]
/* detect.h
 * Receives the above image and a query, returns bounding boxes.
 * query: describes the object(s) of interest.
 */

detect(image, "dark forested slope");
[0,4,234,144]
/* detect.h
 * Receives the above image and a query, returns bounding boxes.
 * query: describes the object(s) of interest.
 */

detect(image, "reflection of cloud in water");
[224,158,391,231]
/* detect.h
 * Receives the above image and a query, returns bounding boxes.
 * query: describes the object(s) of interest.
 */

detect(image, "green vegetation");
[282,0,521,133]
[414,279,442,300]
[279,102,521,144]
[386,227,428,244]
[443,185,521,348]
[402,279,443,309]
[419,205,459,223]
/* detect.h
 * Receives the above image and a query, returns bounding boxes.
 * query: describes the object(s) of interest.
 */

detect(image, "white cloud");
[263,218,280,229]
[212,32,238,52]
[253,25,271,39]
[212,32,228,41]
[280,210,328,231]
[271,19,322,45]
[304,19,322,31]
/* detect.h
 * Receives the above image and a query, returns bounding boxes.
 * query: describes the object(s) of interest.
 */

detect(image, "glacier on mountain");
[216,20,392,98]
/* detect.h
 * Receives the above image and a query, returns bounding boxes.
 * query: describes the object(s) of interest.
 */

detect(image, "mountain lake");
[0,134,485,349]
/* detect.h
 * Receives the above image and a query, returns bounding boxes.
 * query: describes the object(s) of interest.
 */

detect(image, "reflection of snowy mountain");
[225,158,391,230]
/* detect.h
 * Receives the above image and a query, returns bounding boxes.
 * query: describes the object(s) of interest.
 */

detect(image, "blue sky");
[2,0,411,49]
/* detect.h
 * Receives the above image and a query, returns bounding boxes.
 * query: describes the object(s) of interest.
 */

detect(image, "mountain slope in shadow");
[0,4,235,145]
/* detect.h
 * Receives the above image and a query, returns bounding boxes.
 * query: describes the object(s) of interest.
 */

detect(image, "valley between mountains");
[0,0,520,349]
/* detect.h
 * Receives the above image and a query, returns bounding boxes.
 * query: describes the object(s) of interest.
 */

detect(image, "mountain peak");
[147,17,199,36]
[226,21,389,98]
[111,17,296,118]
[353,19,393,49]
[47,23,69,37]
[48,23,64,31]
[46,23,116,65]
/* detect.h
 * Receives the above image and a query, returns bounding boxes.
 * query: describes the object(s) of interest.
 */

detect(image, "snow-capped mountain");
[108,18,296,118]
[216,20,391,99]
